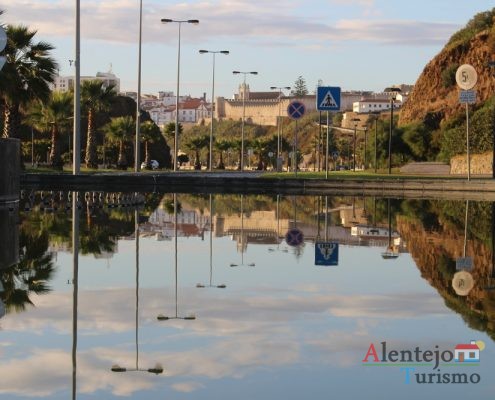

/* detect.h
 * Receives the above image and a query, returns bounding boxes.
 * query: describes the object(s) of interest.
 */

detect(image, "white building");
[353,98,402,114]
[51,70,120,92]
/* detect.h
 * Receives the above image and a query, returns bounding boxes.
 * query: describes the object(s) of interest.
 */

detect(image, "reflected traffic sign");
[315,242,339,266]
[285,228,304,247]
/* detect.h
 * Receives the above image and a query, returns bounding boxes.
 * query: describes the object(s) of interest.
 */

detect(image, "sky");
[2,1,495,100]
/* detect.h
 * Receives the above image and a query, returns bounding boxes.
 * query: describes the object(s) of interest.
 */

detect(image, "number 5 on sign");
[456,64,477,90]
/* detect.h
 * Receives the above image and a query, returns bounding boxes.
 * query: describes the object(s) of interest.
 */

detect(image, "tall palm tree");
[140,120,161,168]
[81,80,115,168]
[104,116,134,169]
[0,25,58,139]
[186,134,209,170]
[214,139,231,169]
[27,91,73,169]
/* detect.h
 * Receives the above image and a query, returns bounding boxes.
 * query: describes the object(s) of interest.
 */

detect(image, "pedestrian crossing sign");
[317,86,341,111]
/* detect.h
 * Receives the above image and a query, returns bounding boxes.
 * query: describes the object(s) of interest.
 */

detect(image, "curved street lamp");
[199,50,229,171]
[384,87,401,174]
[161,18,199,171]
[270,86,291,171]
[233,71,258,171]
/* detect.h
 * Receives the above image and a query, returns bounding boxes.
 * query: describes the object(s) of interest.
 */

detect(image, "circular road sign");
[285,228,304,247]
[287,101,306,120]
[452,270,475,296]
[455,64,477,90]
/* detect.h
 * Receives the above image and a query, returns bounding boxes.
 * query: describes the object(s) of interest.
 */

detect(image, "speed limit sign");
[455,64,477,90]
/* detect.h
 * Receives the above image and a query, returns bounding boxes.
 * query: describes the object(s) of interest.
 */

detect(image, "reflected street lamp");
[161,18,199,171]
[157,194,196,321]
[384,87,401,174]
[199,50,229,171]
[233,71,258,171]
[196,194,227,288]
[270,86,291,171]
[112,209,164,375]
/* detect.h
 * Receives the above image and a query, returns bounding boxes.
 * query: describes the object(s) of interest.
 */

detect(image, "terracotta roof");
[455,344,479,350]
[179,99,205,110]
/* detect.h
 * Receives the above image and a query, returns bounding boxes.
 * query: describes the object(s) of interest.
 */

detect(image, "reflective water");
[1,192,495,399]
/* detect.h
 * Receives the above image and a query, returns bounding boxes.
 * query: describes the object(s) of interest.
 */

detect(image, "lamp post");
[384,87,401,174]
[196,195,227,288]
[112,209,163,375]
[157,194,196,321]
[233,71,258,171]
[363,126,368,170]
[270,86,291,172]
[229,194,255,267]
[135,0,143,172]
[161,18,199,171]
[351,118,360,172]
[371,112,380,173]
[199,50,229,171]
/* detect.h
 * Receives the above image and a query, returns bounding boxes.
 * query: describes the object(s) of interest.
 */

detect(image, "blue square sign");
[315,242,339,266]
[317,86,341,111]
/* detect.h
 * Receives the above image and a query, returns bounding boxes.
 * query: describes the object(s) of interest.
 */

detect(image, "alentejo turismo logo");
[362,340,485,384]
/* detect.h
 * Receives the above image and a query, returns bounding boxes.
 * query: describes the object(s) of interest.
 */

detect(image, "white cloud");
[2,1,459,47]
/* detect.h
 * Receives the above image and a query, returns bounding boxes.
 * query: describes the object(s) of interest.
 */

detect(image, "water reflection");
[1,192,495,398]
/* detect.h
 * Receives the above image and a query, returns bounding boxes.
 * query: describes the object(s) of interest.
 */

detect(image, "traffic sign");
[287,101,306,120]
[317,86,341,111]
[285,228,304,247]
[452,270,474,296]
[459,90,476,104]
[0,26,7,71]
[456,64,477,90]
[315,242,339,266]
[456,256,473,271]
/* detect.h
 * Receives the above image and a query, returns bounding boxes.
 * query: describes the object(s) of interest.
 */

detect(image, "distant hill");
[400,9,495,127]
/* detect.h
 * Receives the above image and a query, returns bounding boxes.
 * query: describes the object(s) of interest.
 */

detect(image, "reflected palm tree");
[0,228,54,313]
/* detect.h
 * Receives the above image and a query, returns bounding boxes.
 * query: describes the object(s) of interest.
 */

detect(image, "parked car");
[141,160,159,170]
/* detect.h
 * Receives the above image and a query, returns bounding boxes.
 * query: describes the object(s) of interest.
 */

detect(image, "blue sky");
[2,1,495,99]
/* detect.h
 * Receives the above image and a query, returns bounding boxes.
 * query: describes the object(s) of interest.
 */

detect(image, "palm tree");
[104,116,134,169]
[186,134,209,170]
[214,139,231,169]
[140,121,161,168]
[163,122,183,167]
[0,25,58,139]
[27,91,73,169]
[251,138,268,170]
[81,80,115,168]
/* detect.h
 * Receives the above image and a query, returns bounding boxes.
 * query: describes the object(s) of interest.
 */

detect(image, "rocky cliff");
[400,13,495,126]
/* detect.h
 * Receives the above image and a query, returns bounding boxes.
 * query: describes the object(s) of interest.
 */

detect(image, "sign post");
[317,87,341,179]
[456,64,477,181]
[287,101,306,176]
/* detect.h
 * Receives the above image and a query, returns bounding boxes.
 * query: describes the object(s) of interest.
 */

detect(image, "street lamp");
[233,71,258,171]
[196,195,227,288]
[157,194,196,321]
[229,194,255,267]
[161,18,199,171]
[384,87,401,174]
[351,118,360,172]
[135,0,143,172]
[363,126,368,170]
[270,86,291,172]
[199,50,229,171]
[112,209,164,375]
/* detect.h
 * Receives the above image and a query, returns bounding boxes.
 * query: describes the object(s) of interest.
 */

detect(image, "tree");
[214,139,231,169]
[103,116,134,169]
[186,134,209,170]
[163,122,183,165]
[81,80,116,168]
[0,25,58,139]
[291,75,308,97]
[27,91,73,168]
[140,120,161,168]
